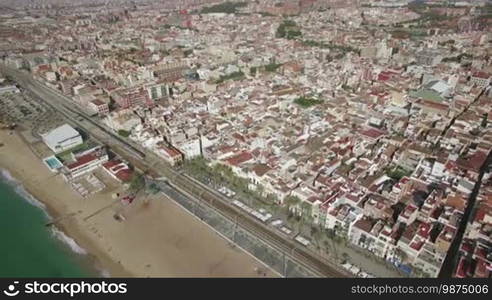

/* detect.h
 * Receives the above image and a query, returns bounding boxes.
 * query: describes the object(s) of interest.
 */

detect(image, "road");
[439,150,492,277]
[436,88,488,277]
[0,64,349,278]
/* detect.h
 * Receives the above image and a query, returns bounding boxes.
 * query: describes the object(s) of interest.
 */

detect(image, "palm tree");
[256,184,265,197]
[311,225,323,251]
[284,195,301,217]
[394,247,407,264]
[341,252,349,263]
[301,201,312,217]
[129,173,145,193]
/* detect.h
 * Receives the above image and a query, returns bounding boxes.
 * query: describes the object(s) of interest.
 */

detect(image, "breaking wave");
[0,168,112,275]
[0,168,50,218]
[99,268,111,278]
[50,227,88,255]
[1,168,87,256]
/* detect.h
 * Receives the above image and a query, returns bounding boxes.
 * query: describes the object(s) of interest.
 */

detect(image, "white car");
[358,271,368,278]
[349,266,360,275]
[270,219,283,227]
[280,226,292,235]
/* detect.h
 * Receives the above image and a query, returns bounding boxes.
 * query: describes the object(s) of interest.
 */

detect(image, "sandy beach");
[0,129,277,277]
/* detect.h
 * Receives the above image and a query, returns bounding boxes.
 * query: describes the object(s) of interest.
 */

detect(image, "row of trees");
[215,71,245,84]
[294,96,323,108]
[385,165,413,181]
[442,53,473,63]
[302,39,360,55]
[183,157,268,206]
[250,62,283,75]
[199,1,248,14]
[183,159,354,259]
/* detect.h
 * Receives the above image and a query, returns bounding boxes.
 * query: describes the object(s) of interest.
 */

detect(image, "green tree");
[256,184,265,197]
[284,195,301,208]
[118,129,131,137]
[394,247,407,262]
[200,2,248,14]
[481,113,488,128]
[276,20,302,40]
[341,252,349,263]
[266,193,278,204]
[129,173,145,192]
[301,201,312,217]
[294,96,322,108]
[147,182,161,194]
[311,225,321,242]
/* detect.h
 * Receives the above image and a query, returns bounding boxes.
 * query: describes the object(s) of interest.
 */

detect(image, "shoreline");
[0,129,276,277]
[0,158,131,278]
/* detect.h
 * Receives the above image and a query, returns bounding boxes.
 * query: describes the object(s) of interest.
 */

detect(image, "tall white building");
[176,138,201,159]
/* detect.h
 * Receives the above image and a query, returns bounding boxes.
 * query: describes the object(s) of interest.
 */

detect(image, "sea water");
[0,169,93,277]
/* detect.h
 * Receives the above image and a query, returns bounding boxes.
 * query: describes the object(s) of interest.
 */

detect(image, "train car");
[294,235,311,247]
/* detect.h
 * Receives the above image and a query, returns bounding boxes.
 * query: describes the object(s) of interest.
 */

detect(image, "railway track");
[2,65,349,277]
[24,80,146,159]
[166,173,349,277]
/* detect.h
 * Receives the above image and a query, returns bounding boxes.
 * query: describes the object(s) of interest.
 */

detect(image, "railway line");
[1,65,349,278]
[164,172,349,277]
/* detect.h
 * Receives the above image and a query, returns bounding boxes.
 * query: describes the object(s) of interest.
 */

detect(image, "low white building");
[41,124,83,154]
[62,147,109,181]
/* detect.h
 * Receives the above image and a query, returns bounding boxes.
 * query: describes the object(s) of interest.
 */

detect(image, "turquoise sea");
[0,169,94,277]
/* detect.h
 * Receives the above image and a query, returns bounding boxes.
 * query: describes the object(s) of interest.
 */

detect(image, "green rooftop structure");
[409,89,444,102]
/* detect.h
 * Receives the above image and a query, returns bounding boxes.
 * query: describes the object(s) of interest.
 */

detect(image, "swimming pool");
[43,156,63,171]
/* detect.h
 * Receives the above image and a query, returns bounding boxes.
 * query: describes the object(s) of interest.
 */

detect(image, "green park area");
[200,2,248,14]
[294,96,323,108]
[215,71,245,84]
[250,63,282,75]
[276,20,302,40]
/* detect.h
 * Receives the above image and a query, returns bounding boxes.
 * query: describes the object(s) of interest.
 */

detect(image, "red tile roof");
[474,259,489,278]
[161,146,182,157]
[472,71,490,79]
[252,164,271,177]
[91,99,106,106]
[67,152,100,170]
[410,239,424,251]
[360,128,386,139]
[225,151,253,166]
[457,151,487,172]
[353,217,373,233]
[417,222,432,239]
[103,159,133,182]
[455,257,467,278]
[115,169,133,182]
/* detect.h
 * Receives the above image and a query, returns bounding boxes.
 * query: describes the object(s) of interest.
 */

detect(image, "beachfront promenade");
[0,64,349,278]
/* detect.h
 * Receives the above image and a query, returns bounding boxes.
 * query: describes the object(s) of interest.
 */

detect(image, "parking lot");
[0,91,43,123]
[0,90,64,135]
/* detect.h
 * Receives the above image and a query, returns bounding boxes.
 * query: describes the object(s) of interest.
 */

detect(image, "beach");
[0,129,276,277]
